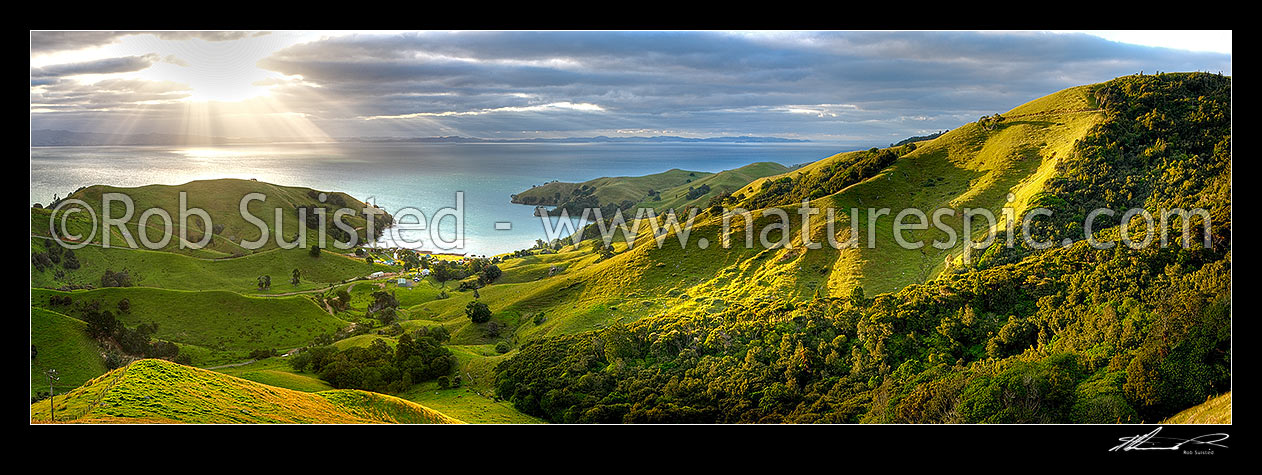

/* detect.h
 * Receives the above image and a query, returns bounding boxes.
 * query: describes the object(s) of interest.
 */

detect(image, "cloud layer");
[30,31,1232,145]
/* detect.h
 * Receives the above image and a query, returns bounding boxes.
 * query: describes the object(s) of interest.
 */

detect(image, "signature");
[1110,426,1229,452]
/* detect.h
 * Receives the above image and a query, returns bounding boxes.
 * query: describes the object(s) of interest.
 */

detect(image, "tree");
[479,264,503,285]
[309,245,321,258]
[258,275,272,291]
[432,261,453,287]
[465,301,492,324]
[291,268,301,285]
[334,289,352,310]
[377,307,398,325]
[101,269,133,287]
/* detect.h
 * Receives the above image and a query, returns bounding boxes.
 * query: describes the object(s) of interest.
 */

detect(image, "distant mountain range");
[30,129,810,146]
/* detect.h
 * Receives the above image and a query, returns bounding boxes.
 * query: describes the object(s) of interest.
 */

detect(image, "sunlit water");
[30,142,846,255]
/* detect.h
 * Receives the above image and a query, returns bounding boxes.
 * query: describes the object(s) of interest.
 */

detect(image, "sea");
[29,142,847,256]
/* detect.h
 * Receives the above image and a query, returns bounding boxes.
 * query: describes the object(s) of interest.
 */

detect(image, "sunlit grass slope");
[427,84,1105,348]
[30,359,461,423]
[1162,392,1231,424]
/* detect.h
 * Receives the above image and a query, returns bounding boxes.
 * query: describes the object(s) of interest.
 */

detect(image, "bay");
[29,142,846,255]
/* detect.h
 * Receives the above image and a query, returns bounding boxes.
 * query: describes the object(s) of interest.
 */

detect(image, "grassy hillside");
[511,168,711,214]
[634,162,789,211]
[41,178,392,257]
[1162,392,1231,424]
[30,359,461,423]
[213,357,335,392]
[31,287,346,365]
[30,307,107,397]
[30,235,388,295]
[489,73,1231,424]
[425,83,1107,350]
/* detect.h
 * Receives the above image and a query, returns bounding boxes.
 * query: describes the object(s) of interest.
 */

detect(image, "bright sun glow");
[123,33,289,102]
[30,31,354,141]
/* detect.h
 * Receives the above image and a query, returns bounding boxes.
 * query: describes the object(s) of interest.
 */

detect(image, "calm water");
[30,142,845,255]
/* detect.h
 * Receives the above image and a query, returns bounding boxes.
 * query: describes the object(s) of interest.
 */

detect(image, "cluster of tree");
[328,288,353,311]
[368,290,400,324]
[977,113,1006,130]
[495,241,1229,423]
[100,269,133,287]
[891,131,946,147]
[294,204,354,247]
[399,250,421,270]
[743,145,907,210]
[516,239,564,255]
[981,72,1231,271]
[465,301,492,323]
[595,243,616,262]
[513,185,586,207]
[79,301,182,366]
[431,258,503,290]
[290,327,455,393]
[493,73,1231,424]
[684,184,711,201]
[248,348,278,360]
[707,192,734,213]
[31,239,79,273]
[467,259,503,286]
[527,184,644,219]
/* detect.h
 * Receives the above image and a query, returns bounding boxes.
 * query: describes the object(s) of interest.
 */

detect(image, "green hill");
[488,72,1231,424]
[30,307,107,397]
[38,178,393,257]
[30,359,461,423]
[441,81,1107,344]
[30,235,389,295]
[511,168,712,215]
[635,161,790,212]
[31,287,346,365]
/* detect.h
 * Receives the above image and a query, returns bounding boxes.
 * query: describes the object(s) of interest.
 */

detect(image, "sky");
[29,30,1232,147]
